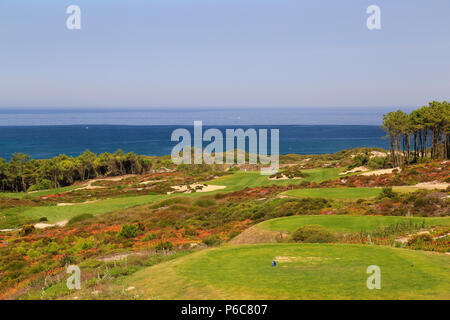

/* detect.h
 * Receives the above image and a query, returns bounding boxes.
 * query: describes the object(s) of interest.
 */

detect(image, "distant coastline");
[0,107,416,126]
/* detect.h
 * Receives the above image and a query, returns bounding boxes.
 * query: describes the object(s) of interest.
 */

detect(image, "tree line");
[0,150,167,192]
[382,101,450,167]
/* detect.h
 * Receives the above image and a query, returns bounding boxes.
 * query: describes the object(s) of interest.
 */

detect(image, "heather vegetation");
[0,135,449,299]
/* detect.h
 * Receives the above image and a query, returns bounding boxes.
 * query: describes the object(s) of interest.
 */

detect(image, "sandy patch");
[339,166,368,175]
[274,256,330,264]
[97,251,146,262]
[370,151,388,158]
[76,185,104,190]
[412,181,450,190]
[140,179,167,185]
[73,174,137,191]
[395,181,450,191]
[351,151,387,159]
[35,220,68,229]
[394,230,450,244]
[57,200,99,206]
[168,183,226,194]
[360,168,401,176]
[0,228,20,233]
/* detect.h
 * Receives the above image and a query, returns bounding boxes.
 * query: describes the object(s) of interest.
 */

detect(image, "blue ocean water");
[0,107,412,126]
[0,108,398,159]
[0,125,388,160]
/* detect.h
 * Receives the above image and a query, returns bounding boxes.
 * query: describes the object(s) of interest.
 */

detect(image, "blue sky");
[0,0,449,109]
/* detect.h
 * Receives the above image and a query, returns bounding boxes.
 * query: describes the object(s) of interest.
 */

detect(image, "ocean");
[0,108,397,160]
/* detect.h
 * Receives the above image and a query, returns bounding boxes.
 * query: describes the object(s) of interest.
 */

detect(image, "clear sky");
[1,0,449,109]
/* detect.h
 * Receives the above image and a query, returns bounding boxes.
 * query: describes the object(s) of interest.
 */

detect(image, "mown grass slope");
[257,215,450,233]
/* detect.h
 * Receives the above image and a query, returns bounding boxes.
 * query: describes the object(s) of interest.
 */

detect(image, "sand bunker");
[268,174,304,181]
[360,168,401,176]
[35,220,68,229]
[168,183,226,194]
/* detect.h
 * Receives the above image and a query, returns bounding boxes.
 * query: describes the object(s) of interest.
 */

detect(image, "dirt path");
[411,182,449,190]
[73,174,137,191]
[360,168,401,176]
[0,228,20,233]
[339,166,368,175]
[395,230,450,244]
[140,179,167,185]
[57,200,99,206]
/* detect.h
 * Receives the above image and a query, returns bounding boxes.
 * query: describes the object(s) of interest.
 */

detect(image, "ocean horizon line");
[0,107,414,126]
[0,123,383,128]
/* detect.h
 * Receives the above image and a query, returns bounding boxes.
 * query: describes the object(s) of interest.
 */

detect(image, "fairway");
[122,243,450,299]
[0,194,171,228]
[284,187,382,199]
[257,215,450,233]
[207,168,342,192]
[0,169,342,228]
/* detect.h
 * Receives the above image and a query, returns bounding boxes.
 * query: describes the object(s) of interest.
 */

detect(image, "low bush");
[407,233,433,246]
[151,196,191,209]
[118,224,140,238]
[290,224,336,243]
[193,198,216,208]
[377,187,398,200]
[182,228,199,237]
[20,224,35,236]
[202,235,222,246]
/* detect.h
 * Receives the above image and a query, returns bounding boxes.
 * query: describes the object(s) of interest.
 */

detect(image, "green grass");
[0,169,348,228]
[0,194,171,228]
[284,187,382,200]
[206,168,342,192]
[122,243,450,299]
[257,215,450,233]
